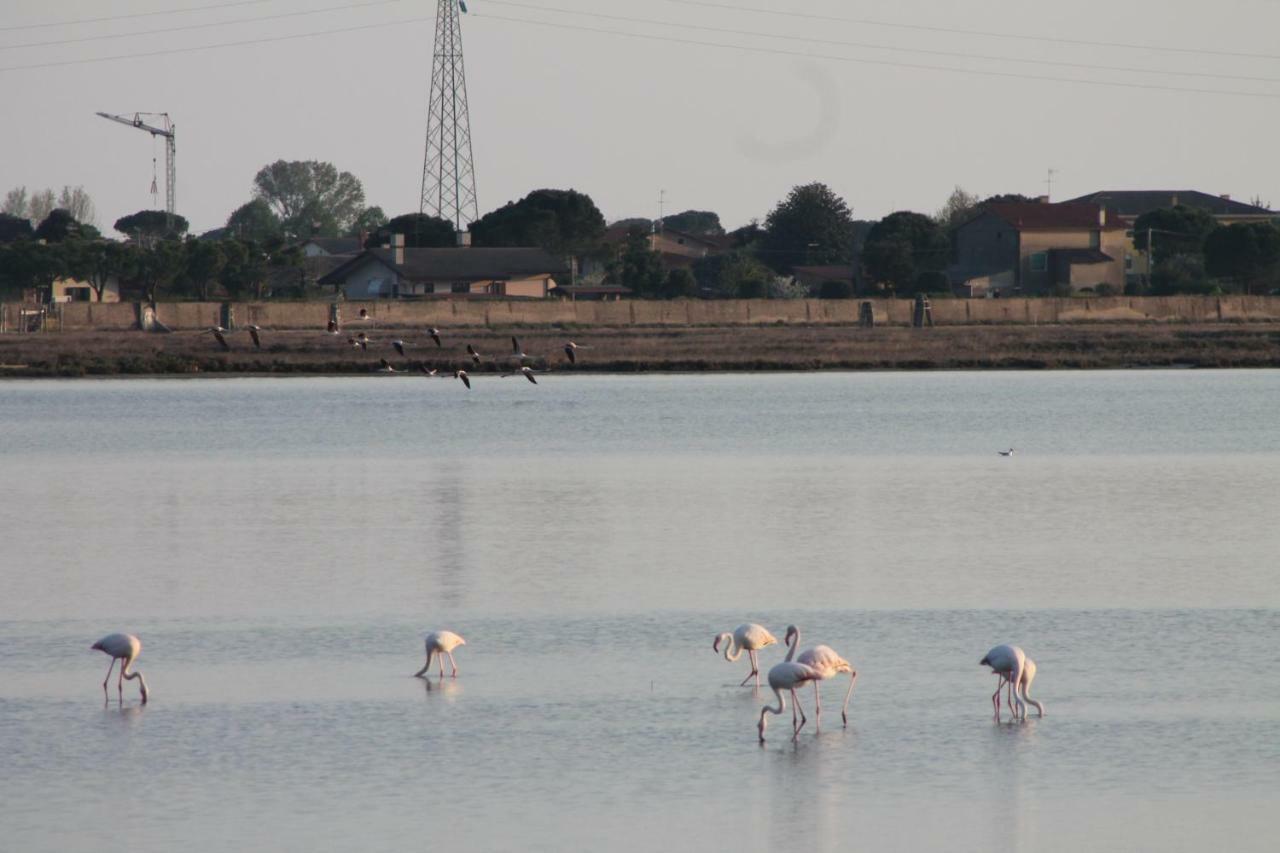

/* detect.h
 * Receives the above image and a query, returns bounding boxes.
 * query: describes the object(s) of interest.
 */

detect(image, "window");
[1029,252,1048,272]
[1089,231,1100,249]
[1125,253,1134,271]
[451,282,470,293]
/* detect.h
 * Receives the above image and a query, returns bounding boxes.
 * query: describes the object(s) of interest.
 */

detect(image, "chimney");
[1036,195,1049,204]
[1098,207,1107,227]
[391,232,405,266]
[456,229,472,248]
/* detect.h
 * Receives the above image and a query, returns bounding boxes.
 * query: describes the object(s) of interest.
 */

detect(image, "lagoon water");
[1,370,1278,852]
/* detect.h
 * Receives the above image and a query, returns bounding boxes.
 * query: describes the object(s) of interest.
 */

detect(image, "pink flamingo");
[414,630,466,678]
[784,625,857,726]
[713,623,778,688]
[91,633,149,704]
[757,661,823,742]
[993,656,1045,720]
[981,644,1044,720]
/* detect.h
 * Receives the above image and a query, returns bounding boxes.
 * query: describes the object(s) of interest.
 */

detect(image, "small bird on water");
[998,448,1015,457]
[91,633,149,704]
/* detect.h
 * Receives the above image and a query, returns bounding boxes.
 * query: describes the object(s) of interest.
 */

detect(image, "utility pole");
[96,111,176,230]
[1045,168,1057,201]
[420,0,479,233]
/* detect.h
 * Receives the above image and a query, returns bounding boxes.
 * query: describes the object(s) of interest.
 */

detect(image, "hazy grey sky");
[4,0,1279,235]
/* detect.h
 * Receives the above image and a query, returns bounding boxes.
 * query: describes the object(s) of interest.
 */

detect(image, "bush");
[818,279,853,299]
[913,270,951,294]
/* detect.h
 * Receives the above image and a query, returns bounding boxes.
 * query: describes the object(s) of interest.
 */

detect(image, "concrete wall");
[7,296,1280,332]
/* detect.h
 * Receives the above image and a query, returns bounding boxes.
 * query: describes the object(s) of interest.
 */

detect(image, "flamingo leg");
[117,661,125,701]
[101,658,116,695]
[792,688,808,739]
[752,649,761,689]
[447,651,458,678]
[438,652,445,677]
[812,681,822,728]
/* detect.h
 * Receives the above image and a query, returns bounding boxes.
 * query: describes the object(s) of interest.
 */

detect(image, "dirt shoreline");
[3,323,1280,377]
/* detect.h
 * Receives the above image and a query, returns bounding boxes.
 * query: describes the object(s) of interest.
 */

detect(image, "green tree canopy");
[1132,205,1219,257]
[861,211,950,293]
[660,267,697,298]
[127,240,186,304]
[471,189,606,257]
[1204,222,1280,294]
[37,209,95,242]
[219,240,268,299]
[253,160,366,240]
[182,240,228,301]
[381,213,456,248]
[114,209,189,242]
[605,227,664,296]
[0,213,34,243]
[691,250,775,298]
[661,210,724,235]
[935,186,982,230]
[225,199,282,244]
[348,206,388,237]
[64,240,133,302]
[760,183,856,272]
[0,239,66,294]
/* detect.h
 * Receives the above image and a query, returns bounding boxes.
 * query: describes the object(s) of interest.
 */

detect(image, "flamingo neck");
[785,627,800,662]
[758,686,787,739]
[1019,680,1045,717]
[122,659,148,701]
[716,633,743,662]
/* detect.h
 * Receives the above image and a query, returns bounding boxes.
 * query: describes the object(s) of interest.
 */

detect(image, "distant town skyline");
[3,0,1279,234]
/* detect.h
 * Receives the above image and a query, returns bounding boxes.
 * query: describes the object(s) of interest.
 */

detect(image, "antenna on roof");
[1045,168,1058,202]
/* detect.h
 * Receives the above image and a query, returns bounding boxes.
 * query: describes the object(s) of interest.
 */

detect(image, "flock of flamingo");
[205,314,582,390]
[90,626,1044,742]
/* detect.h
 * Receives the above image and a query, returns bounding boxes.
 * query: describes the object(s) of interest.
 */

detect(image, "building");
[581,225,732,280]
[318,245,568,298]
[49,276,121,303]
[951,202,1134,297]
[300,237,363,257]
[1064,190,1276,226]
[790,265,856,296]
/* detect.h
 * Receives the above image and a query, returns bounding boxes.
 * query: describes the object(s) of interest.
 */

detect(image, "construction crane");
[96,111,176,226]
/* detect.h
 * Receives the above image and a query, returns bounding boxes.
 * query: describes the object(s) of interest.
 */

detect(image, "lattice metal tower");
[420,0,478,230]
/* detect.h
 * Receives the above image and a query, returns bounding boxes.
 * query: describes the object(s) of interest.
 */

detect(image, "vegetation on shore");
[3,324,1280,378]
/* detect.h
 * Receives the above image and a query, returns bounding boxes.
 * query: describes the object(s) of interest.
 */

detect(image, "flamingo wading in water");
[414,630,466,678]
[712,623,778,688]
[758,661,822,742]
[785,625,857,727]
[91,633,149,703]
[981,644,1044,720]
[994,656,1045,720]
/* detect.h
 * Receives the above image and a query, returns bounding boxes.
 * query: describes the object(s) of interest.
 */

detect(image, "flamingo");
[998,448,1015,457]
[428,327,442,347]
[327,319,339,334]
[980,644,1035,720]
[419,364,438,377]
[501,365,540,385]
[995,657,1046,720]
[510,336,532,364]
[357,332,369,351]
[466,344,483,365]
[563,341,588,364]
[247,324,262,349]
[378,358,397,373]
[784,625,857,726]
[758,661,822,742]
[712,623,778,688]
[392,339,407,357]
[414,630,466,678]
[455,369,471,389]
[91,633,149,704]
[208,326,230,351]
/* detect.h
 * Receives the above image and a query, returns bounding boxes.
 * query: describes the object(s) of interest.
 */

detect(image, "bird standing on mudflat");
[712,623,778,688]
[414,630,466,678]
[91,633,149,704]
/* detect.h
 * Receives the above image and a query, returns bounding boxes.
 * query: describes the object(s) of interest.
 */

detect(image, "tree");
[1150,254,1214,296]
[114,210,189,242]
[760,183,856,272]
[471,189,606,258]
[660,268,697,298]
[64,240,133,302]
[0,213,34,244]
[381,213,456,248]
[56,186,96,225]
[0,240,66,295]
[348,206,388,237]
[219,240,268,299]
[183,240,228,301]
[861,211,950,293]
[692,250,775,298]
[36,209,93,242]
[226,199,282,244]
[128,240,186,304]
[818,279,853,299]
[981,193,1035,205]
[606,227,664,296]
[661,210,724,235]
[2,187,29,219]
[1132,205,1218,258]
[935,186,982,230]
[1204,222,1280,294]
[252,160,366,239]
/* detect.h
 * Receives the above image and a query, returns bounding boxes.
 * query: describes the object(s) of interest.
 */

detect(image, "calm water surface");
[1,371,1278,852]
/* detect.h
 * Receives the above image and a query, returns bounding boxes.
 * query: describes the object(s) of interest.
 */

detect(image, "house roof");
[318,247,568,285]
[982,202,1124,231]
[1064,190,1275,218]
[1048,248,1114,265]
[791,265,855,280]
[304,237,362,254]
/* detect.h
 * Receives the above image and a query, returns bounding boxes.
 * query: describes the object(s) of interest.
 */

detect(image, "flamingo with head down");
[712,623,777,688]
[784,625,857,727]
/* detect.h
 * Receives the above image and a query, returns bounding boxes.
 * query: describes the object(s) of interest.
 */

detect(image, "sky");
[3,0,1280,235]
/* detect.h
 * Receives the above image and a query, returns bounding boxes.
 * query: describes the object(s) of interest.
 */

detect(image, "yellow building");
[318,246,568,299]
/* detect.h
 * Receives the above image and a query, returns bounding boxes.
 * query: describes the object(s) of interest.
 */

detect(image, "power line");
[470,12,1280,99]
[660,0,1280,63]
[0,0,274,33]
[482,0,1280,85]
[0,16,428,73]
[0,0,407,52]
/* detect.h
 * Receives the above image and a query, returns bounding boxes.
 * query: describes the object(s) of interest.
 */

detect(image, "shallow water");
[1,371,1278,852]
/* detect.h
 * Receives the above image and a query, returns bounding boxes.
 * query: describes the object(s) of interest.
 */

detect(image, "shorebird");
[563,341,589,364]
[992,656,1045,720]
[414,630,466,678]
[501,365,541,385]
[419,364,438,377]
[91,633,149,704]
[247,324,262,349]
[358,308,370,320]
[327,319,339,334]
[378,358,397,373]
[427,327,442,348]
[998,448,1015,457]
[455,369,471,389]
[785,625,857,726]
[346,336,361,349]
[510,336,534,365]
[712,623,778,688]
[758,661,822,742]
[392,339,406,357]
[208,326,230,351]
[466,344,483,365]
[981,644,1044,720]
[357,332,369,351]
